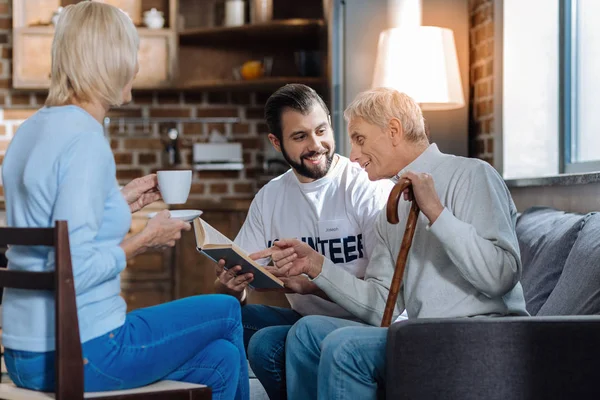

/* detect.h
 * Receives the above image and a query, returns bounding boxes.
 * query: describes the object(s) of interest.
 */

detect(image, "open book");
[192,218,284,290]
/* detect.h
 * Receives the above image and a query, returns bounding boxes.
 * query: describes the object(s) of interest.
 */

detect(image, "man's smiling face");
[277,104,335,182]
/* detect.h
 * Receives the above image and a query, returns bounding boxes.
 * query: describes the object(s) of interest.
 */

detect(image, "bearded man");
[213,84,394,399]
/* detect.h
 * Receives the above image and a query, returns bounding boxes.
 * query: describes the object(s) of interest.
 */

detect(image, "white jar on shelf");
[143,8,165,29]
[225,0,245,27]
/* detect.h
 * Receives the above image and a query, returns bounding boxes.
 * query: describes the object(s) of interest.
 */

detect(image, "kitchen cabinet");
[121,275,173,311]
[12,0,178,90]
[12,27,53,89]
[133,30,177,89]
[13,28,176,90]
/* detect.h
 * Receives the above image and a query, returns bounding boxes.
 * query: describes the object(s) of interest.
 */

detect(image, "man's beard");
[280,143,334,180]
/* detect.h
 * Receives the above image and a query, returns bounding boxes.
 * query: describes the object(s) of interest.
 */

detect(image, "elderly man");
[254,88,528,400]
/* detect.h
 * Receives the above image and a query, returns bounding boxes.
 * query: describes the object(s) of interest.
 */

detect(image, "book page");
[193,218,234,248]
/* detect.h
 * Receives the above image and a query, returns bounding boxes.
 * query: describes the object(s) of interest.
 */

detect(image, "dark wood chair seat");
[0,221,211,400]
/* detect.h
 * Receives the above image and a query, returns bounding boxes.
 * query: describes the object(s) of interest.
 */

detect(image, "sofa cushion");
[516,207,587,315]
[537,212,600,315]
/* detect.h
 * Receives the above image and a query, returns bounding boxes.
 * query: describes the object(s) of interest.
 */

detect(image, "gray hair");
[344,87,426,142]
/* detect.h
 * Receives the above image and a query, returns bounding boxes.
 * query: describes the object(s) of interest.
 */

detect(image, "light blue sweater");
[2,105,130,352]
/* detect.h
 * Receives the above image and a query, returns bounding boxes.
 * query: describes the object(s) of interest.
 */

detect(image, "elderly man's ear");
[388,118,404,146]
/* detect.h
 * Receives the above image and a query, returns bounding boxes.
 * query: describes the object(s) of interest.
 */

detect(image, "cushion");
[537,212,600,315]
[516,207,587,315]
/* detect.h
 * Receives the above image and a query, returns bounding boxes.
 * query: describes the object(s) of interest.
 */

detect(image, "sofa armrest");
[386,316,600,400]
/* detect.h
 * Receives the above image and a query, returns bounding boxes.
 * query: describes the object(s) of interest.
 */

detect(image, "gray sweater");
[313,144,529,327]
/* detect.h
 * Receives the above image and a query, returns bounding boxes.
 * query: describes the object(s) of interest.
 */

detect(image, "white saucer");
[147,209,203,222]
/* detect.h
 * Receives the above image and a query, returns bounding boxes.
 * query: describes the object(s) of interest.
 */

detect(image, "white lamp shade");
[372,26,465,111]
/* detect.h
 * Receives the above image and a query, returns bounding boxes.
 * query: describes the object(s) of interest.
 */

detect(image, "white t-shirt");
[235,155,394,318]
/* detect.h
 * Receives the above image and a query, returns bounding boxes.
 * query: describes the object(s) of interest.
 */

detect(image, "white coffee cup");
[157,170,192,204]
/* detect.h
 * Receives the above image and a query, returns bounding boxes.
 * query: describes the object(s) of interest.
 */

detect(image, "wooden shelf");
[177,77,327,92]
[179,19,325,48]
[14,25,54,34]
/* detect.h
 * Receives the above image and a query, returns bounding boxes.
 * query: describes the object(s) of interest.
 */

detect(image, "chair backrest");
[0,221,84,400]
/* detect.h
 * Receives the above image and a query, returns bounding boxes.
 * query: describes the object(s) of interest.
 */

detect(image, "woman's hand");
[142,210,191,249]
[121,210,190,259]
[121,174,162,213]
[250,239,325,279]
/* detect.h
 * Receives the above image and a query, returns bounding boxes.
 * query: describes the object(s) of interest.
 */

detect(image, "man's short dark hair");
[264,84,330,141]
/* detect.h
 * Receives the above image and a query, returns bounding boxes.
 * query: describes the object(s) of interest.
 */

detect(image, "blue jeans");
[4,295,249,400]
[285,315,388,400]
[242,304,302,400]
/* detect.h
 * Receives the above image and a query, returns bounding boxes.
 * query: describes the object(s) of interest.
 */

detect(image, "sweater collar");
[391,143,444,184]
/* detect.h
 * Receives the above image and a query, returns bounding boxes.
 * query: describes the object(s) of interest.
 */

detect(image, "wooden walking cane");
[380,179,421,328]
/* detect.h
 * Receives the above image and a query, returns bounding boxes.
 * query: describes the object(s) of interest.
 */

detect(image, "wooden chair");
[381,180,420,327]
[0,221,212,400]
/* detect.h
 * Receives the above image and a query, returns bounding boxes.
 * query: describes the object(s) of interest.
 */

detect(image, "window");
[565,0,600,172]
[502,0,559,180]
[500,0,600,179]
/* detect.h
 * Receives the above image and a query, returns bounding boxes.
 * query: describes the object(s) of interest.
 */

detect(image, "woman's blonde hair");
[46,1,139,107]
[344,87,426,142]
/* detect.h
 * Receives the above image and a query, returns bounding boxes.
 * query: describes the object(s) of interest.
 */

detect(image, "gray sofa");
[386,207,600,399]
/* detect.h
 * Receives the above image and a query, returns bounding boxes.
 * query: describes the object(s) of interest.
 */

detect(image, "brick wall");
[0,0,269,202]
[105,92,269,201]
[468,0,494,165]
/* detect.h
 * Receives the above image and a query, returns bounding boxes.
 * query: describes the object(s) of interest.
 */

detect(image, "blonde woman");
[1,2,248,399]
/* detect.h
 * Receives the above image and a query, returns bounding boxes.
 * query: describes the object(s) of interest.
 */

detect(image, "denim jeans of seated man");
[285,315,389,400]
[242,304,302,400]
[4,295,249,400]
